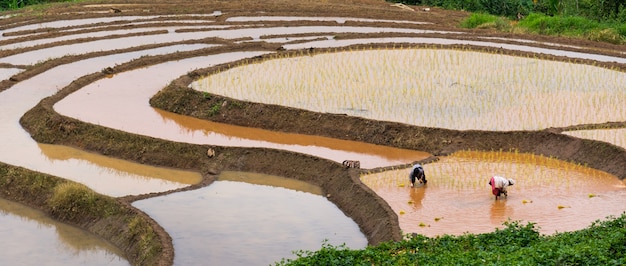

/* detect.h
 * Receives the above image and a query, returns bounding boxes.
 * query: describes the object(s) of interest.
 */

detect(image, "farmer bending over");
[489,175,515,200]
[409,164,427,188]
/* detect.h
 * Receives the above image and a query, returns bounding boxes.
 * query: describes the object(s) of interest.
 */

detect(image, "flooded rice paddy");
[0,197,127,265]
[192,48,626,131]
[37,143,202,196]
[565,128,626,150]
[1,5,625,265]
[54,52,430,168]
[133,171,367,265]
[361,151,626,236]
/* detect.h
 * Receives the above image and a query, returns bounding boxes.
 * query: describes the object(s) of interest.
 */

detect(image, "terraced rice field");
[1,1,625,265]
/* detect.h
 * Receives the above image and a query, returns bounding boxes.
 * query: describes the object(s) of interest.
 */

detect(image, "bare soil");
[3,0,626,265]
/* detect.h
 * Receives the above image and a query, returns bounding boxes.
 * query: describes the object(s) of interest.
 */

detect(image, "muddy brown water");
[154,108,431,168]
[361,151,626,236]
[37,143,202,192]
[0,197,127,265]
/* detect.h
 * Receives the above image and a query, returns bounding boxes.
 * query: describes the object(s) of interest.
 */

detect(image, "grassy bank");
[461,12,625,44]
[277,215,626,265]
[0,162,171,265]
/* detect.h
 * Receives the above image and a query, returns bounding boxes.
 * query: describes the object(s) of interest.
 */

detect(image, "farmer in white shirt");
[489,175,515,199]
[409,164,427,188]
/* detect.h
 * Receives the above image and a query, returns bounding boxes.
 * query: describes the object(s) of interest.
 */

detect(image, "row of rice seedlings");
[191,47,625,131]
[360,150,621,192]
[564,128,626,150]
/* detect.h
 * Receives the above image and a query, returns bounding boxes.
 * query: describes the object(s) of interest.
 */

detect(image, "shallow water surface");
[133,171,367,266]
[37,143,201,196]
[361,151,626,236]
[0,198,128,265]
[193,48,626,131]
[54,52,430,168]
[154,109,430,168]
[0,47,210,197]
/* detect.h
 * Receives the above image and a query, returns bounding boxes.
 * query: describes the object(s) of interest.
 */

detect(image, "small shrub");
[462,13,512,31]
[47,182,118,221]
[202,91,211,99]
[208,103,221,116]
[461,13,498,28]
[586,28,624,44]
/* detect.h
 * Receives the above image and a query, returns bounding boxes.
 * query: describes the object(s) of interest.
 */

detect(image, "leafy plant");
[276,214,626,265]
[207,103,221,116]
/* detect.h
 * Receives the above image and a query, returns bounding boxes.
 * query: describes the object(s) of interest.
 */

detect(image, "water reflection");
[155,109,430,168]
[362,151,626,236]
[218,170,323,195]
[37,143,201,195]
[489,199,513,226]
[133,172,367,266]
[54,52,430,169]
[0,46,217,197]
[408,185,426,210]
[0,198,128,265]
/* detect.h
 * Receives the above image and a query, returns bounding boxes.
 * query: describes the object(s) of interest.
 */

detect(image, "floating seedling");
[434,217,442,222]
[522,199,533,204]
[557,205,571,209]
[399,210,406,215]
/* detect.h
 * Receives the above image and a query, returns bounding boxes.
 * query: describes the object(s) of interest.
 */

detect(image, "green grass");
[460,13,510,31]
[47,182,120,221]
[276,214,626,265]
[461,12,625,44]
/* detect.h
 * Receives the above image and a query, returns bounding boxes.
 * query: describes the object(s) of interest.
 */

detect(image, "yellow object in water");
[434,217,442,222]
[588,193,597,198]
[408,200,414,204]
[557,205,570,209]
[399,210,406,215]
[522,199,533,204]
[399,183,405,187]
[419,222,426,227]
